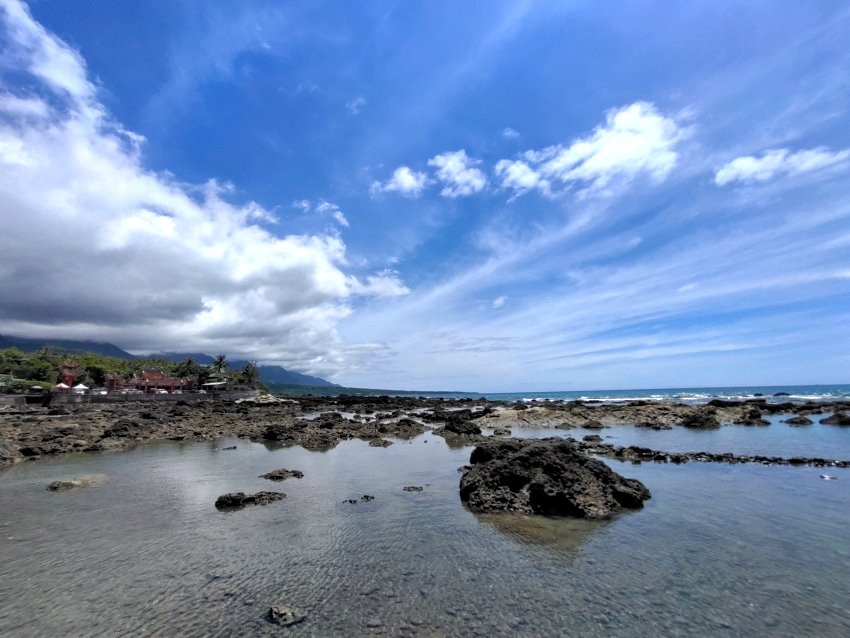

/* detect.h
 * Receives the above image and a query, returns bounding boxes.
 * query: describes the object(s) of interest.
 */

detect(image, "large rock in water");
[215,491,285,509]
[459,438,651,519]
[259,468,304,481]
[681,410,721,429]
[820,413,850,426]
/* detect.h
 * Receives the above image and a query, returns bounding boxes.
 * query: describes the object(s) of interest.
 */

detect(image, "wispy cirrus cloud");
[346,96,366,115]
[714,147,850,186]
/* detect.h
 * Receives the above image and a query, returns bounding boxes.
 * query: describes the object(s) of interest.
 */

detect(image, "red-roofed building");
[133,369,188,394]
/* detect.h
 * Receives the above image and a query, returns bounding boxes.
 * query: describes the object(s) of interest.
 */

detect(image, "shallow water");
[498,413,850,460]
[1,432,849,636]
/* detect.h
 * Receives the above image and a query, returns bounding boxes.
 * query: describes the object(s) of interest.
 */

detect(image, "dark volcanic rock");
[101,419,145,438]
[785,415,813,426]
[459,438,651,519]
[47,480,79,491]
[215,491,285,509]
[681,411,721,429]
[441,416,481,436]
[583,434,603,442]
[259,468,304,481]
[820,413,850,426]
[734,408,770,426]
[403,485,424,492]
[583,420,605,429]
[267,605,306,627]
[368,438,393,447]
[635,421,672,431]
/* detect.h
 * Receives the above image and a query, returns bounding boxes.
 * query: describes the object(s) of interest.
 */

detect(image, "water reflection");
[475,512,609,557]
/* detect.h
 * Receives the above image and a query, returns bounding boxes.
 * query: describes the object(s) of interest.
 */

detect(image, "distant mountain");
[0,336,338,387]
[0,334,136,360]
[156,353,338,387]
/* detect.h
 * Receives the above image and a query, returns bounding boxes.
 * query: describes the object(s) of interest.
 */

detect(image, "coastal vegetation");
[0,347,261,393]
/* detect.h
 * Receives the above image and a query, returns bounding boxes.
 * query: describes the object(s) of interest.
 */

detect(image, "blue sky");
[1,0,849,391]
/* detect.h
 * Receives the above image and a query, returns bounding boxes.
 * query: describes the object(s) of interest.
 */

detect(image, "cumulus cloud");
[0,0,403,375]
[714,147,850,186]
[346,96,366,115]
[370,166,429,198]
[427,149,488,198]
[492,295,507,308]
[497,102,686,198]
[502,127,520,139]
[494,159,551,197]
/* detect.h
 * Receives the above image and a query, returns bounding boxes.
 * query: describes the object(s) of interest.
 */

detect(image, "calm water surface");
[1,428,849,636]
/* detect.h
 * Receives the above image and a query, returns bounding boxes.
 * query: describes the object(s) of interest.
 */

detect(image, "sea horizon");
[272,382,850,404]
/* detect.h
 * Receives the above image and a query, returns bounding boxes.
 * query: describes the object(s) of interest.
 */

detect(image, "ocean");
[274,383,850,404]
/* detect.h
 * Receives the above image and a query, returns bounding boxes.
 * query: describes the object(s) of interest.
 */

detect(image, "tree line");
[0,347,260,392]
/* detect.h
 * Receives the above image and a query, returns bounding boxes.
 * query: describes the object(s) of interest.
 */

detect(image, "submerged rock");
[820,413,850,426]
[259,468,304,481]
[267,605,306,627]
[785,415,813,426]
[459,438,651,519]
[583,434,603,442]
[403,485,424,492]
[215,491,285,509]
[635,422,672,430]
[583,420,605,430]
[46,474,106,491]
[368,438,393,447]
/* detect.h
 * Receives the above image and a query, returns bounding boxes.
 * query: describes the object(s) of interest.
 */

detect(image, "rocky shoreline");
[1,394,849,470]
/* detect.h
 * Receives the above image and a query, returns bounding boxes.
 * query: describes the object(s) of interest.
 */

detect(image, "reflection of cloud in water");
[475,512,609,556]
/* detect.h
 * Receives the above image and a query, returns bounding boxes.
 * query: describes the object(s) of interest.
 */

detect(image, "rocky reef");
[459,438,651,519]
[2,393,849,469]
[214,491,285,509]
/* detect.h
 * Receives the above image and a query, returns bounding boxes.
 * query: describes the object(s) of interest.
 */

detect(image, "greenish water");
[1,431,849,636]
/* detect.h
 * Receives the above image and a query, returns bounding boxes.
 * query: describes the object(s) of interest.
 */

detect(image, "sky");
[1,0,849,392]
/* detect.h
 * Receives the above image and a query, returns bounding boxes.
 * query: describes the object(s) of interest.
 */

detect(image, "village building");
[132,368,190,394]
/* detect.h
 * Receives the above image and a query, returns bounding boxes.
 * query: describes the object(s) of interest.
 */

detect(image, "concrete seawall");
[0,390,259,406]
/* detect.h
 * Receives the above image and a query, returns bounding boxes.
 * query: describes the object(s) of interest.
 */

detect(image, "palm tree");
[175,356,199,379]
[212,354,228,374]
[241,360,260,387]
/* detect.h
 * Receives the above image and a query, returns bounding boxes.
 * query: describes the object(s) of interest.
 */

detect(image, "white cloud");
[0,0,402,376]
[498,102,686,198]
[714,147,850,186]
[347,96,366,115]
[292,198,311,212]
[370,166,429,198]
[502,127,520,139]
[0,93,48,117]
[427,149,488,198]
[492,295,508,308]
[494,159,550,197]
[350,269,409,297]
[316,200,349,227]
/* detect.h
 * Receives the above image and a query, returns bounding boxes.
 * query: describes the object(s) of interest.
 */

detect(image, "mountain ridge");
[0,335,337,387]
